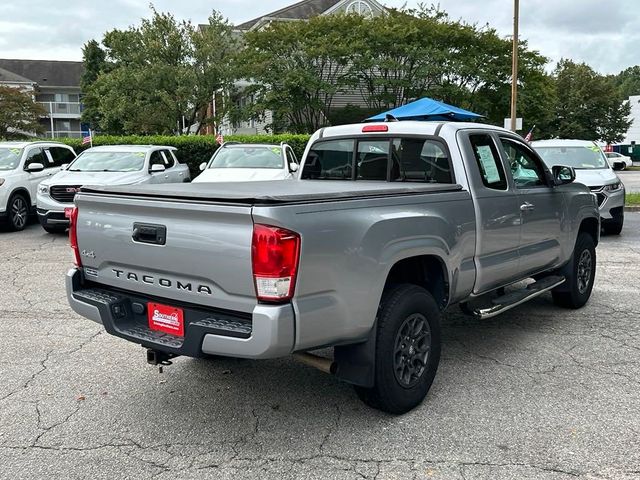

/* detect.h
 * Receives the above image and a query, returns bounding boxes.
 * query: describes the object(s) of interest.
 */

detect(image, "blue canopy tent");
[365,97,483,122]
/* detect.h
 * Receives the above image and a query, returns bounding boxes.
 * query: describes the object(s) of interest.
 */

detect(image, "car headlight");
[38,184,49,195]
[604,182,622,192]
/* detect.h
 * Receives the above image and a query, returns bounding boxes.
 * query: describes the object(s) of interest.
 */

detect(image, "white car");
[194,143,299,183]
[0,141,76,231]
[532,139,625,235]
[605,151,633,170]
[37,145,190,233]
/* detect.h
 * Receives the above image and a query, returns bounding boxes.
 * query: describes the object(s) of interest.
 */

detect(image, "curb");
[626,206,640,212]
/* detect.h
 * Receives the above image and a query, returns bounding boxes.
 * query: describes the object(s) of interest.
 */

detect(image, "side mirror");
[150,164,166,173]
[552,165,575,186]
[289,163,299,173]
[26,163,45,173]
[199,162,207,172]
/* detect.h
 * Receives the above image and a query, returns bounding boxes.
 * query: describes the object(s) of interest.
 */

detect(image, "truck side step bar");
[472,275,566,319]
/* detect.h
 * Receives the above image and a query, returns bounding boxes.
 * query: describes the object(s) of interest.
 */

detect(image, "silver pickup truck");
[66,122,600,414]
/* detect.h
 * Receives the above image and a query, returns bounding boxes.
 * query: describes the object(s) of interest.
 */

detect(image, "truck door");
[497,136,564,275]
[462,132,523,293]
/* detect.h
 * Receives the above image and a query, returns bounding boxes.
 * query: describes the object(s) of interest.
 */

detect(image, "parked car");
[532,139,625,235]
[66,121,599,414]
[0,141,76,231]
[193,142,299,183]
[37,145,190,233]
[605,151,633,170]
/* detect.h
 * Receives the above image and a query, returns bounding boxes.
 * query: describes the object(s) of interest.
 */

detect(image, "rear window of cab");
[301,137,454,183]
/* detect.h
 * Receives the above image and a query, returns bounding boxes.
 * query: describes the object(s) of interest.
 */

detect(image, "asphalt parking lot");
[619,169,640,193]
[1,217,639,480]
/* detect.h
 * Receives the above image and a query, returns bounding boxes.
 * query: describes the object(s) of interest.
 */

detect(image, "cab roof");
[0,141,70,148]
[84,145,177,153]
[316,121,509,140]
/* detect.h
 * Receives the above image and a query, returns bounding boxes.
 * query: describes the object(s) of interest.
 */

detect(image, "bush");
[48,134,311,177]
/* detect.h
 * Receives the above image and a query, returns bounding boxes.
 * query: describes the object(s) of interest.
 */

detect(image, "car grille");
[50,185,82,204]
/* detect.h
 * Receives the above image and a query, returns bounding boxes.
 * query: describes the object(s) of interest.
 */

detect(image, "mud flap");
[333,323,377,388]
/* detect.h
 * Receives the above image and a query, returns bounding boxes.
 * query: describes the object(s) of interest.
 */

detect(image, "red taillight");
[362,124,389,133]
[68,206,82,267]
[251,224,301,302]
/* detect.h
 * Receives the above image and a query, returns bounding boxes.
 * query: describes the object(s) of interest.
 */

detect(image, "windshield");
[209,147,283,169]
[68,151,146,172]
[535,146,608,170]
[0,147,22,171]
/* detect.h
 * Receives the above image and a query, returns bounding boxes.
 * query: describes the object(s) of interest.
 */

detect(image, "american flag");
[82,131,92,146]
[216,132,224,145]
[524,125,535,143]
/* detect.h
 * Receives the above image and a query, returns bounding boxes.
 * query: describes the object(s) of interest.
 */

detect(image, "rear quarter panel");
[253,191,476,351]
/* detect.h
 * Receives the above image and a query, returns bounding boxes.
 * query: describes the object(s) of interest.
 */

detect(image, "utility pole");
[510,0,520,132]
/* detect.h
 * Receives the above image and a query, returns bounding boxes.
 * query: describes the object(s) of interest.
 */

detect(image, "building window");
[346,1,374,17]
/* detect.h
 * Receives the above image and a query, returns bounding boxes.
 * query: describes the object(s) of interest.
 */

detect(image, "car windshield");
[535,146,608,169]
[0,147,22,171]
[68,151,146,172]
[209,146,283,169]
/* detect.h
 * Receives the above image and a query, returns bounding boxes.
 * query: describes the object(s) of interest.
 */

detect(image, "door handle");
[520,202,535,212]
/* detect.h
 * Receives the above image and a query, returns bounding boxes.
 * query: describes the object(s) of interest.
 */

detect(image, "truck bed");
[80,180,463,205]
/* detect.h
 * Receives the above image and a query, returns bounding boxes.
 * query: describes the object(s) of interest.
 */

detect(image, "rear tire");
[552,232,596,309]
[354,284,441,414]
[7,194,29,231]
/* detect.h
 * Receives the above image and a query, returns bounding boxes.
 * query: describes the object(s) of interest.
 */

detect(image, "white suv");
[0,141,76,231]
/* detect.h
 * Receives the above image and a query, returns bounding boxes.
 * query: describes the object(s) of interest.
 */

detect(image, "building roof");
[236,0,343,30]
[0,67,33,84]
[0,59,83,87]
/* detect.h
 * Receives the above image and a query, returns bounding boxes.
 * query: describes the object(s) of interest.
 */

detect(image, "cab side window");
[149,151,165,169]
[160,150,175,168]
[24,148,46,169]
[469,134,507,190]
[500,138,547,188]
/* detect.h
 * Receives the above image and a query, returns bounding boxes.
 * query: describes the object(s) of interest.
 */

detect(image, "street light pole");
[510,0,520,132]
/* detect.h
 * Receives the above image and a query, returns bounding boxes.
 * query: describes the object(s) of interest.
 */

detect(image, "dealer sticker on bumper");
[148,302,184,337]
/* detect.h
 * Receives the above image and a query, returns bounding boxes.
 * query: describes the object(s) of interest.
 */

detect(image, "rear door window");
[469,134,508,190]
[301,139,355,180]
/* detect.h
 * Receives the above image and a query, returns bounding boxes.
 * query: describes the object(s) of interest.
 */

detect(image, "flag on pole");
[216,132,224,145]
[82,129,93,147]
[524,125,535,143]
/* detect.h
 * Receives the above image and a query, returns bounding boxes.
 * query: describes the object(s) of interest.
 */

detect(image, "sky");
[0,0,637,74]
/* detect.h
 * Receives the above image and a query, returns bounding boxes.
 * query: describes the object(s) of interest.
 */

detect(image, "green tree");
[0,86,45,139]
[551,60,631,143]
[84,8,237,135]
[80,39,108,129]
[613,65,640,99]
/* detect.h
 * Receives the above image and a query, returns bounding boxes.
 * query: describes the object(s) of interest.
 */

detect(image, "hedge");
[47,134,311,177]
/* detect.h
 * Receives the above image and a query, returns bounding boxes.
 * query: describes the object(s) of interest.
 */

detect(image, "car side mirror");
[199,162,207,172]
[552,165,575,185]
[150,164,166,173]
[289,163,299,173]
[26,163,45,173]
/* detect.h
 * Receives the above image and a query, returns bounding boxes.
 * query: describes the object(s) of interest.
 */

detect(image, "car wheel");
[602,212,624,236]
[8,194,29,231]
[354,284,441,414]
[552,232,596,309]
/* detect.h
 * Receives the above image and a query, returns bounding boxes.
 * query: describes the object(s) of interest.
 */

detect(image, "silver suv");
[532,139,625,235]
[0,141,76,231]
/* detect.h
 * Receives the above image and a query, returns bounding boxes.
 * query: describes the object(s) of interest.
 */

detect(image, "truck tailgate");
[74,192,257,314]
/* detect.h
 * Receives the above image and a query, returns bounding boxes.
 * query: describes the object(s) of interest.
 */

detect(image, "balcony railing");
[44,130,85,139]
[38,102,83,116]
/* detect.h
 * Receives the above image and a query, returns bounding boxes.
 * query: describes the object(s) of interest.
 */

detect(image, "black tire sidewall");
[8,194,28,231]
[567,233,596,307]
[373,284,442,414]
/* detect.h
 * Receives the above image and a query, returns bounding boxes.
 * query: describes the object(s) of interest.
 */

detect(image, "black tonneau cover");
[80,180,463,205]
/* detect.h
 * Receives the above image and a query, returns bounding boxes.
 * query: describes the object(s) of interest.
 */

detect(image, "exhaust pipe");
[293,352,336,375]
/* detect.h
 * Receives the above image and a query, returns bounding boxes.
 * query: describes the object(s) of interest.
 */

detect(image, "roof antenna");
[384,114,398,122]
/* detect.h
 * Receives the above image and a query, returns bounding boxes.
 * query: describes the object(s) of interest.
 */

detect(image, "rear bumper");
[66,268,295,359]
